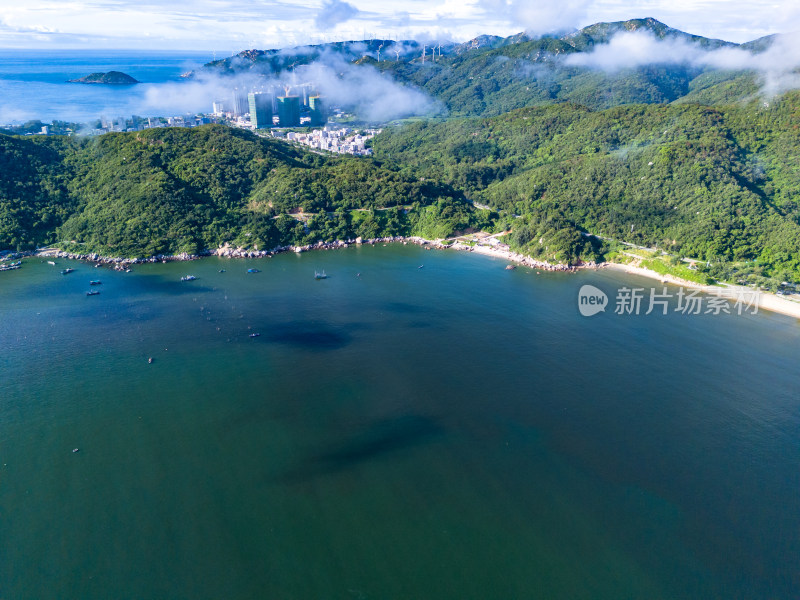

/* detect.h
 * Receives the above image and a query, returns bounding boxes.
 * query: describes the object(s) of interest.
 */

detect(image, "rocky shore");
[28,235,596,273]
[213,237,595,272]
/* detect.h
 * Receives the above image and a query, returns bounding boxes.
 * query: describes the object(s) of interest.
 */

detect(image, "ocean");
[0,49,217,124]
[1,245,799,599]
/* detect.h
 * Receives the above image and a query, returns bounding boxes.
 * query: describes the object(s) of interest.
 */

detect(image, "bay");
[1,245,799,599]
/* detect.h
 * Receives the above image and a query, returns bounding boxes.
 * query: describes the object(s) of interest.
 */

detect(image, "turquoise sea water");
[0,50,214,124]
[1,245,799,599]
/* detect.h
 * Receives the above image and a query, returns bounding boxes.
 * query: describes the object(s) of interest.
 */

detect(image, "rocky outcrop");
[68,71,139,85]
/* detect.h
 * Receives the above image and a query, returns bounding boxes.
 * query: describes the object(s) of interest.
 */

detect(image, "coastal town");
[6,82,379,157]
[283,127,379,155]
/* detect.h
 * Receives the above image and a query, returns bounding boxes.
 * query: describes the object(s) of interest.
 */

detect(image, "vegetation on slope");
[370,92,800,283]
[0,125,483,256]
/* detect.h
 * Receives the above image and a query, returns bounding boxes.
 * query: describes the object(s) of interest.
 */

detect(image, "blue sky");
[0,0,797,50]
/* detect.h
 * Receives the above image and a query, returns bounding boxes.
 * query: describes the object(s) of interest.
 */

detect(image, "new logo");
[578,285,608,316]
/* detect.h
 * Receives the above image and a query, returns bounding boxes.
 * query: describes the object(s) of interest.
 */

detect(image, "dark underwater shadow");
[265,320,352,350]
[384,301,425,314]
[280,414,445,484]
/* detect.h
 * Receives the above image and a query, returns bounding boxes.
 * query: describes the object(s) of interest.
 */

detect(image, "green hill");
[0,125,476,256]
[370,92,800,281]
[379,19,758,115]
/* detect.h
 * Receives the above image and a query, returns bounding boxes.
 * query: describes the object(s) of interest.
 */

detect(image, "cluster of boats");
[4,258,338,290]
[0,260,22,272]
[85,279,102,296]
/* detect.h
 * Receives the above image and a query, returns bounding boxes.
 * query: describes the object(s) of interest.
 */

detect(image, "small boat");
[418,265,424,269]
[86,290,100,296]
[89,280,102,285]
[148,357,153,364]
[247,268,260,273]
[60,268,74,275]
[505,265,516,270]
[95,263,102,268]
[72,448,79,453]
[180,275,197,282]
[249,333,260,338]
[218,269,226,273]
[315,270,328,279]
[47,261,56,266]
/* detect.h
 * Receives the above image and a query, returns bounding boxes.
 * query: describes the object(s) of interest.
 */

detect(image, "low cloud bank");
[565,30,800,96]
[135,52,442,123]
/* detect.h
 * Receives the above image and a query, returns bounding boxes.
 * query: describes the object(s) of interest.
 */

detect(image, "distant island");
[68,71,139,85]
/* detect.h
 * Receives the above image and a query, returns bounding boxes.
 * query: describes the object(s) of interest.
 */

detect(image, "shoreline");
[7,237,798,320]
[23,236,590,273]
[603,262,800,320]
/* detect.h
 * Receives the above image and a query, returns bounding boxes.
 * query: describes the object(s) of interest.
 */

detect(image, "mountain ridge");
[196,18,778,115]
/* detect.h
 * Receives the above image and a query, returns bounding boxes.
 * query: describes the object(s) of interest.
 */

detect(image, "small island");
[68,71,139,85]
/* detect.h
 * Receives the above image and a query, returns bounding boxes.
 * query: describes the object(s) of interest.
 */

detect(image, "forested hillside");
[0,134,78,249]
[371,93,800,280]
[0,125,481,256]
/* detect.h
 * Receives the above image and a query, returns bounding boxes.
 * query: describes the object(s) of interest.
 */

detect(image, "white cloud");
[314,0,360,30]
[300,55,443,120]
[115,51,442,122]
[564,31,698,70]
[479,0,592,35]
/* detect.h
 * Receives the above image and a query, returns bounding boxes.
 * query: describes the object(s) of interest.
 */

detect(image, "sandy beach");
[441,237,800,320]
[603,262,800,320]
[448,240,584,271]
